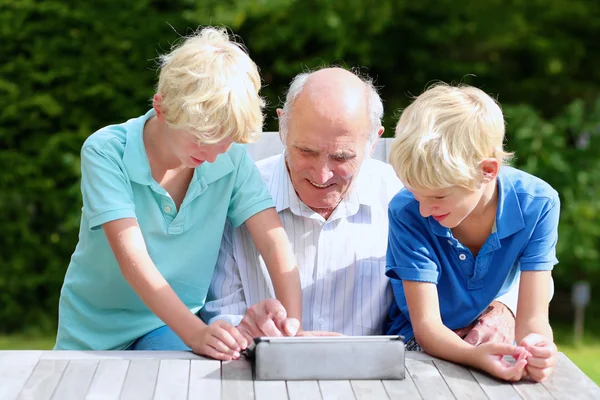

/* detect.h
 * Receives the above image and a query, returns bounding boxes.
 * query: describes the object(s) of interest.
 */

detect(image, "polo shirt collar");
[122,109,155,186]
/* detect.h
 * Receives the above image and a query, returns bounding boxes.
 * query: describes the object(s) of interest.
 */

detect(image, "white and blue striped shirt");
[201,153,402,335]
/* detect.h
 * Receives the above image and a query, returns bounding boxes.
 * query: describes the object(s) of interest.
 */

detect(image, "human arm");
[515,195,560,382]
[402,280,527,381]
[103,218,246,360]
[244,207,303,325]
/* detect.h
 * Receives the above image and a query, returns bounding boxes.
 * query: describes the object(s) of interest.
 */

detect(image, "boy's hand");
[520,333,557,382]
[470,342,529,381]
[188,320,248,361]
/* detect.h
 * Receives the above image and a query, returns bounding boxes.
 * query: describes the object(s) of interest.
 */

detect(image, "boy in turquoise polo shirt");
[54,27,302,360]
[385,84,559,382]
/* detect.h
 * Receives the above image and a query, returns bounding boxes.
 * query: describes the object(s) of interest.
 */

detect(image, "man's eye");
[332,155,353,162]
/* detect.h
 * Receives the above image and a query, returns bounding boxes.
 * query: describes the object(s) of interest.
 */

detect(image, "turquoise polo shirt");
[384,166,560,340]
[55,110,274,350]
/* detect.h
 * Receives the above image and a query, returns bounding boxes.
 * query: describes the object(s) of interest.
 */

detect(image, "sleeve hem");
[88,208,136,230]
[229,199,274,228]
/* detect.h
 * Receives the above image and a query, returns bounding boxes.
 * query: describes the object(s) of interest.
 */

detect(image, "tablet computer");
[245,335,405,381]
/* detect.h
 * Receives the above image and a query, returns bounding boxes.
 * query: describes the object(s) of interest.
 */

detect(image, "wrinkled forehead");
[287,101,370,150]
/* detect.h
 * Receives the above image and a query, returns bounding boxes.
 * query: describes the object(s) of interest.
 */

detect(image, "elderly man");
[201,67,518,346]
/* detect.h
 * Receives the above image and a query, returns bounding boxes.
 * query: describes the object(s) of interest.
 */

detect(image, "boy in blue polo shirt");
[54,27,302,360]
[385,84,559,382]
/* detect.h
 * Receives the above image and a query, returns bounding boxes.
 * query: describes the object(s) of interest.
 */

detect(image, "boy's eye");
[434,196,447,200]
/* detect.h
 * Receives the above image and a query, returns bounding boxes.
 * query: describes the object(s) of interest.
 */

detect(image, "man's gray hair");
[278,69,384,148]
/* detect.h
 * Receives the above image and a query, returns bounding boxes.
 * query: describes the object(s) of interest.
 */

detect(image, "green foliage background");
[1,0,599,333]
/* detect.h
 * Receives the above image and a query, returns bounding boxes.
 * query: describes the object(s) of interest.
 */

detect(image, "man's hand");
[188,320,248,361]
[520,333,557,382]
[237,298,301,342]
[454,301,515,346]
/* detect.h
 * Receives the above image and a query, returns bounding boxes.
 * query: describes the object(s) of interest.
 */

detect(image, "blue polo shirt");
[384,166,560,340]
[55,109,274,350]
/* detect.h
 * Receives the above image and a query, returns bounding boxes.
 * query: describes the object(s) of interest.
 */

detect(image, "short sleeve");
[385,207,440,284]
[519,195,560,271]
[227,146,274,227]
[81,143,136,230]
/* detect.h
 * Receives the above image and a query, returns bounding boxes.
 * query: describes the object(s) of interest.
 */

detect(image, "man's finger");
[296,330,342,337]
[257,315,284,337]
[281,318,301,336]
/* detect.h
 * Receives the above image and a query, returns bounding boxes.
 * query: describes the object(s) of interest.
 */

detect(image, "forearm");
[245,209,302,323]
[120,253,206,345]
[415,320,479,367]
[262,242,303,322]
[515,316,553,344]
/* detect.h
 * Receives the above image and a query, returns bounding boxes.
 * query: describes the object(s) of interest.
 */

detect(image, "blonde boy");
[55,27,301,360]
[385,84,559,382]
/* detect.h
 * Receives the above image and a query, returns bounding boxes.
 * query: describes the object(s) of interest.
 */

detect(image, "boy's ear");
[481,158,500,182]
[153,94,165,122]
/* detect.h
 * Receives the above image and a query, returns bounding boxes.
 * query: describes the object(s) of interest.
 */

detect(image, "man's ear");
[276,108,285,143]
[153,94,165,122]
[480,158,500,182]
[369,127,385,156]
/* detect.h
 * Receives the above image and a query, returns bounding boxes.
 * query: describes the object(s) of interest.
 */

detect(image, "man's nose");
[313,160,334,183]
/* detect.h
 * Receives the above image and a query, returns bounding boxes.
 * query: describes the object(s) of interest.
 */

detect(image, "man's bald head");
[278,67,383,147]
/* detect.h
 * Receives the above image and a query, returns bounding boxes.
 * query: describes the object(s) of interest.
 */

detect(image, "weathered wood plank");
[16,360,68,400]
[286,381,321,400]
[254,380,288,400]
[51,360,99,400]
[470,369,521,400]
[405,359,456,399]
[318,380,355,400]
[85,359,129,400]
[0,351,43,400]
[432,359,487,400]
[511,379,553,400]
[119,359,159,400]
[42,351,209,360]
[188,359,222,400]
[382,373,422,400]
[222,360,254,400]
[154,360,190,400]
[541,352,600,400]
[350,380,389,400]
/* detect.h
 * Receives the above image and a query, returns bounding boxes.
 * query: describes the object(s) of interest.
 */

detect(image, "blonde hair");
[156,27,265,144]
[388,83,513,190]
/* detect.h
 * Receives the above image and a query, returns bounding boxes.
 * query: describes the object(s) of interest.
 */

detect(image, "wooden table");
[1,350,598,399]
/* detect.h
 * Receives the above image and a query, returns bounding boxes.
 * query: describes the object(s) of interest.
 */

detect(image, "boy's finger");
[212,328,241,351]
[198,345,233,361]
[524,342,556,358]
[223,324,249,349]
[526,353,557,369]
[209,336,239,355]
